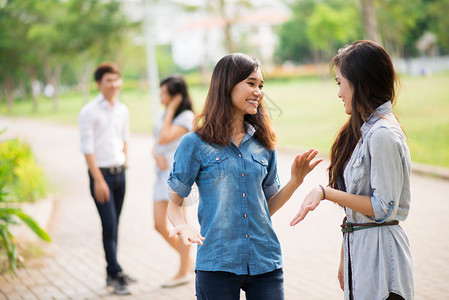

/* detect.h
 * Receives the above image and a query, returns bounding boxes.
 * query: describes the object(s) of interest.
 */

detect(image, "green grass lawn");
[1,73,448,167]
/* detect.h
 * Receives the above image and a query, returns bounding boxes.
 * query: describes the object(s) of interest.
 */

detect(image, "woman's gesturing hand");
[290,149,323,187]
[169,224,205,246]
[290,186,324,226]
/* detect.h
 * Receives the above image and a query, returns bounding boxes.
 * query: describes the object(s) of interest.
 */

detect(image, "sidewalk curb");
[411,162,449,181]
[278,146,449,181]
[11,195,55,244]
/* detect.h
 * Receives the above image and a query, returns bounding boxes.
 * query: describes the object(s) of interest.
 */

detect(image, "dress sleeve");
[262,148,281,200]
[168,133,201,198]
[369,127,405,222]
[173,110,194,132]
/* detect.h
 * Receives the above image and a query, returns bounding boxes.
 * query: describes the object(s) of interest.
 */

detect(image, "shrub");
[0,130,51,273]
[0,138,49,202]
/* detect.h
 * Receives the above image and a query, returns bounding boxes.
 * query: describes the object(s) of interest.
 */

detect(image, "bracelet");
[319,185,326,200]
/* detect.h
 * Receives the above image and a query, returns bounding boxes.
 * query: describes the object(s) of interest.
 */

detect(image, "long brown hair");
[194,53,276,150]
[160,75,194,118]
[328,40,399,188]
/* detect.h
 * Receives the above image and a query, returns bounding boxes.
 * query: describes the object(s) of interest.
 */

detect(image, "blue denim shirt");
[168,125,282,275]
[342,102,414,299]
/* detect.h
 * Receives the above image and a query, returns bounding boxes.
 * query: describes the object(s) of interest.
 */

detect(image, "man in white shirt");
[78,62,135,295]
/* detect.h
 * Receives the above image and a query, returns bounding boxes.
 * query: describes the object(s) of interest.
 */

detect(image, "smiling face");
[96,72,122,102]
[335,67,354,115]
[230,68,264,118]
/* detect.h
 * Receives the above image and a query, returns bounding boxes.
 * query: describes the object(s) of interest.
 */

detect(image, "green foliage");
[0,138,51,273]
[425,0,449,53]
[275,0,362,63]
[276,0,448,63]
[0,139,49,203]
[275,0,315,63]
[307,2,360,60]
[0,0,138,111]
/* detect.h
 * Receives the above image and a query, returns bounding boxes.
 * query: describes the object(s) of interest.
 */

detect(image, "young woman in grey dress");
[291,41,414,300]
[152,75,195,287]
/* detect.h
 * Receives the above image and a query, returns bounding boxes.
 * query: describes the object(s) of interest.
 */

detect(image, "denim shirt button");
[244,213,247,218]
[215,157,220,161]
[238,153,242,158]
[242,193,246,198]
[245,234,249,238]
[241,173,245,177]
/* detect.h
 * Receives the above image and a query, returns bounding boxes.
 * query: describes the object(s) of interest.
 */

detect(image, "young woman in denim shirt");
[291,41,414,300]
[167,53,322,299]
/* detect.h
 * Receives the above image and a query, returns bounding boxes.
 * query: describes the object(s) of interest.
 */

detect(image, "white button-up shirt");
[78,94,129,167]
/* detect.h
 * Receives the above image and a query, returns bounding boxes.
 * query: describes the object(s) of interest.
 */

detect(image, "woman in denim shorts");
[152,75,195,288]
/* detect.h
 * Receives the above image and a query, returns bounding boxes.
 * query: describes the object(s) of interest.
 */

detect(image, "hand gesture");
[290,186,324,226]
[338,259,344,291]
[169,224,205,246]
[167,94,183,113]
[290,149,323,187]
[155,154,169,171]
[94,179,110,204]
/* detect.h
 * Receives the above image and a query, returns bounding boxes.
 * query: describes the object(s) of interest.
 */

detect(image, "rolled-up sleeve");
[262,149,280,200]
[168,133,201,198]
[369,127,404,222]
[78,108,94,154]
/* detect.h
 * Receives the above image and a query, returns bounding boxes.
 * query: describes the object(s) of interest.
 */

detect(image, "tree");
[360,0,381,43]
[275,0,362,64]
[376,0,423,57]
[0,0,136,111]
[0,0,34,111]
[307,3,360,62]
[275,0,315,64]
[425,0,449,53]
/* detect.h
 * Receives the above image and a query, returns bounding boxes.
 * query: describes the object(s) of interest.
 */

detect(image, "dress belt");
[99,165,125,175]
[341,217,399,233]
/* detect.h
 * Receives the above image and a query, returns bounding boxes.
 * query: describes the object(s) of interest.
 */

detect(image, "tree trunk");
[4,77,14,112]
[27,67,39,112]
[219,0,235,53]
[361,0,381,43]
[51,65,62,111]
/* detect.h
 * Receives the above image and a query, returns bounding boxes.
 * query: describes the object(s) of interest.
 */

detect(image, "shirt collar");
[360,101,392,136]
[245,122,256,136]
[96,93,115,109]
[239,122,256,145]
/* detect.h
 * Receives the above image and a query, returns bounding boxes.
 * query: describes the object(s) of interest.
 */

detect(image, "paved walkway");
[0,117,448,299]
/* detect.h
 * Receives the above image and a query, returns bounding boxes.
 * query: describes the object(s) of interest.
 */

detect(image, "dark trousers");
[386,293,405,300]
[89,170,126,275]
[195,268,284,300]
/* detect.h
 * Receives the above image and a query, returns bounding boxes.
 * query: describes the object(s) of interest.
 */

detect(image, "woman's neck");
[231,116,245,135]
[230,117,246,147]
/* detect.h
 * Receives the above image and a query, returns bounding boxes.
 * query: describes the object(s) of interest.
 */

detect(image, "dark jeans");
[386,293,405,300]
[89,170,126,275]
[195,268,284,300]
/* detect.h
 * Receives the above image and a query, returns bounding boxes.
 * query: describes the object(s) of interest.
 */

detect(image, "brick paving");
[0,117,448,299]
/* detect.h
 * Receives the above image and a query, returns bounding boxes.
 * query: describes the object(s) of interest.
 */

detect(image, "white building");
[122,0,290,70]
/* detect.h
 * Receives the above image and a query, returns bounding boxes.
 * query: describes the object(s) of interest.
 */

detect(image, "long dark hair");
[160,75,194,118]
[328,40,399,188]
[194,53,276,150]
